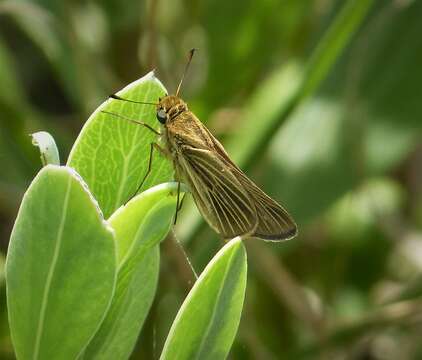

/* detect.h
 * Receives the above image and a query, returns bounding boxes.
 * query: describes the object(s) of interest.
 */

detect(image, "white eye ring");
[157,109,167,124]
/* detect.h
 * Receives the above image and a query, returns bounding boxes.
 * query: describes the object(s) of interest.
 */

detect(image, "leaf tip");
[227,236,244,250]
[31,131,60,166]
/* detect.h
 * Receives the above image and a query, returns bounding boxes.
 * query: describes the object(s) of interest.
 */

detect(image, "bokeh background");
[1,0,422,358]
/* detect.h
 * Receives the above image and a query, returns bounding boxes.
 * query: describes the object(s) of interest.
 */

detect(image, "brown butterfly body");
[157,95,297,241]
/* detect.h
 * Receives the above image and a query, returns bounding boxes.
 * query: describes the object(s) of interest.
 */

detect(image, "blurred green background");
[1,0,422,358]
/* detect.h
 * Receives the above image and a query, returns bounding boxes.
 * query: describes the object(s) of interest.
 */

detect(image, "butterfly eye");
[156,109,167,124]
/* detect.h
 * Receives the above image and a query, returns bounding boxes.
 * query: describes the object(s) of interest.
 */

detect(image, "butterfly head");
[156,95,188,124]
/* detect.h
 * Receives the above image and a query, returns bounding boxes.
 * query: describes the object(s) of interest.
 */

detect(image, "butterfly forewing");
[176,146,258,239]
[195,123,297,241]
[235,171,297,240]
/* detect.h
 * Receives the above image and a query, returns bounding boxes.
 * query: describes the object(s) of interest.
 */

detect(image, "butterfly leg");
[174,181,181,225]
[177,193,186,212]
[126,142,166,204]
[172,164,187,224]
[173,180,188,225]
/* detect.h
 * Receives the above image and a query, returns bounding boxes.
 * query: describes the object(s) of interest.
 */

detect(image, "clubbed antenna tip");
[175,48,197,97]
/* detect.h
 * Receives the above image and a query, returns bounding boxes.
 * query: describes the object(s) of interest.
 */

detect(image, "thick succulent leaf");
[84,182,183,359]
[81,248,158,360]
[6,165,116,360]
[67,71,173,218]
[160,237,247,360]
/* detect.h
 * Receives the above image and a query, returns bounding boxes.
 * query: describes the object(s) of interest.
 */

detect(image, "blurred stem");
[146,0,159,69]
[247,241,324,336]
[239,308,278,360]
[62,2,95,115]
[342,1,397,183]
[299,298,422,355]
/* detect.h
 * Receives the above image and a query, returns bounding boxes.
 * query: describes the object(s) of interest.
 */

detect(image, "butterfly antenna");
[109,94,158,106]
[175,48,196,97]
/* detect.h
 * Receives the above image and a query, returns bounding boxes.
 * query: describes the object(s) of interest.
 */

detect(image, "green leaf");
[82,248,158,360]
[299,0,375,100]
[160,237,247,360]
[6,165,116,360]
[67,71,172,218]
[84,182,183,359]
[110,182,187,263]
[31,131,60,166]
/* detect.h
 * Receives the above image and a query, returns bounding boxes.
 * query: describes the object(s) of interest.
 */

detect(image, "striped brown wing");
[235,171,297,241]
[201,128,297,241]
[176,146,258,239]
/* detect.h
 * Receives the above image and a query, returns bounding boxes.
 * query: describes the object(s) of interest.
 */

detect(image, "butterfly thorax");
[158,95,214,154]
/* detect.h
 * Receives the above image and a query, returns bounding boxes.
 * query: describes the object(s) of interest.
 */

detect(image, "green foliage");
[161,238,247,360]
[6,166,116,359]
[83,183,180,359]
[2,0,422,358]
